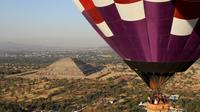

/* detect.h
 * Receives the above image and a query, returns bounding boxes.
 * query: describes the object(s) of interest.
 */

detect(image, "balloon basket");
[146,90,170,112]
[146,103,170,112]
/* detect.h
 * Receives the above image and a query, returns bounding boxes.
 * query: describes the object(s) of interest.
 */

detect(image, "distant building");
[169,95,180,102]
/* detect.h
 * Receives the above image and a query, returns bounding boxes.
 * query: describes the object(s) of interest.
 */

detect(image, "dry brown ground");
[1,58,200,104]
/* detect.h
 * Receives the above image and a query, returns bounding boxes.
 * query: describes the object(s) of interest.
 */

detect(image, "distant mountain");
[0,42,67,51]
[0,42,113,52]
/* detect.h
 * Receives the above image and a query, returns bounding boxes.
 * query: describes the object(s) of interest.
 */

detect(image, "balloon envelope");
[74,0,200,89]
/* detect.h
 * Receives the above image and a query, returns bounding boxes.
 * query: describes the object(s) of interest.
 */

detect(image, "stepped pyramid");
[34,58,85,79]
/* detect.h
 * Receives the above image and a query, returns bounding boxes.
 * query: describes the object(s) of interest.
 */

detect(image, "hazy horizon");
[0,0,106,48]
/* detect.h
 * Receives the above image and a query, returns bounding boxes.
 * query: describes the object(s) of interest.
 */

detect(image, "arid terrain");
[0,50,200,112]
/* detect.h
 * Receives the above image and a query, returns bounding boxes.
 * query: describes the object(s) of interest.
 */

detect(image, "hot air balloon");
[73,0,200,109]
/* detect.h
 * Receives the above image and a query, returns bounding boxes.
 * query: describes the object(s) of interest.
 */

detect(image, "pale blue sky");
[0,0,105,48]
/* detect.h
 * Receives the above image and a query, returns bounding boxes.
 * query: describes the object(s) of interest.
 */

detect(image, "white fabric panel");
[144,0,171,2]
[97,22,114,37]
[73,0,84,12]
[93,0,114,7]
[171,18,199,36]
[115,1,145,21]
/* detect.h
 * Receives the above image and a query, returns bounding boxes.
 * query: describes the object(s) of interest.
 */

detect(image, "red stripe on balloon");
[174,0,200,19]
[79,0,95,11]
[79,0,104,24]
[87,8,104,24]
[114,0,141,4]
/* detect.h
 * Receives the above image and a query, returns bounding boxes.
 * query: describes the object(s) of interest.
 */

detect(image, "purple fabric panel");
[96,4,119,22]
[80,3,200,64]
[166,35,189,62]
[122,20,151,62]
[108,22,143,60]
[97,4,146,61]
[189,45,200,61]
[181,21,200,61]
[144,1,174,62]
[82,11,125,59]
